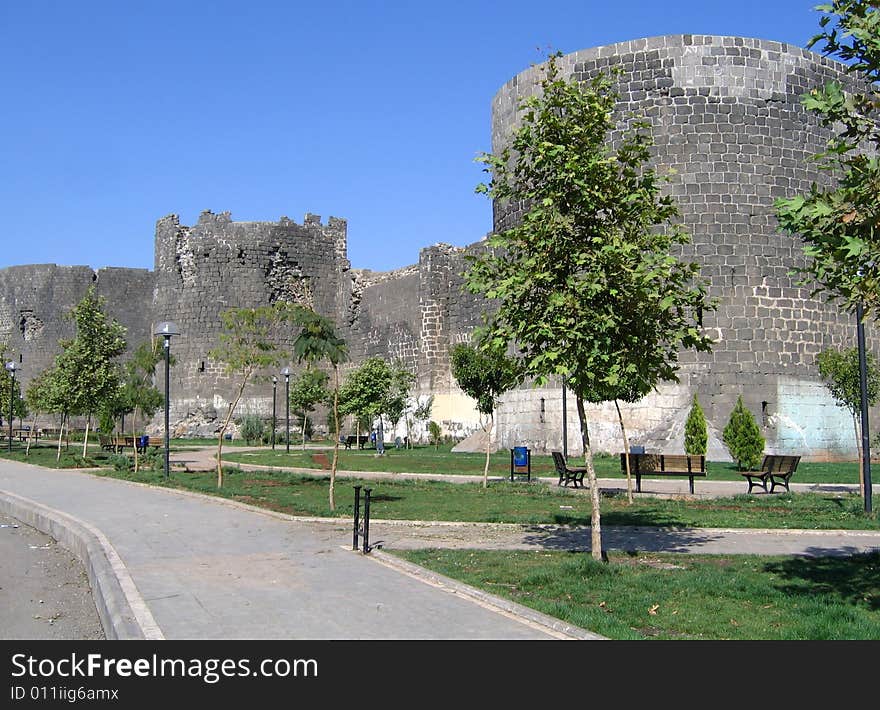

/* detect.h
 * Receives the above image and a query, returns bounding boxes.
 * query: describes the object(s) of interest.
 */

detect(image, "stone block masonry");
[488,35,879,459]
[0,264,154,394]
[0,35,875,460]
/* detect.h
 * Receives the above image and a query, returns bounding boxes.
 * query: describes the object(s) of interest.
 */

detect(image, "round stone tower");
[489,35,878,460]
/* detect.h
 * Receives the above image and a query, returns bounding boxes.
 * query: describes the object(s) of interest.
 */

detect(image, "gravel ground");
[0,513,104,640]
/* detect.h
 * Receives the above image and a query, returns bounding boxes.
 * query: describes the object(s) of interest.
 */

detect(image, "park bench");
[551,451,587,488]
[619,453,707,494]
[98,434,130,453]
[98,434,159,454]
[741,454,801,494]
[343,435,369,450]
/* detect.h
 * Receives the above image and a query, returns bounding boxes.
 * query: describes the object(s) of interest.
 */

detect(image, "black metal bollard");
[362,488,372,554]
[353,485,362,551]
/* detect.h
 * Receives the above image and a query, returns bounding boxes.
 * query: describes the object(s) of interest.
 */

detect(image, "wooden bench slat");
[552,451,587,488]
[620,453,707,494]
[742,454,800,494]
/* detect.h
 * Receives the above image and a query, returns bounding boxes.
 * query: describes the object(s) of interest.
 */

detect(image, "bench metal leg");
[689,476,694,495]
[746,476,768,494]
[770,475,791,494]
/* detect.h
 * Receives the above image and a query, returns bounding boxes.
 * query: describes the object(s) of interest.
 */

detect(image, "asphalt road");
[0,512,104,640]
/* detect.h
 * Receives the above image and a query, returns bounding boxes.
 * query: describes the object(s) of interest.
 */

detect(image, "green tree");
[291,308,348,510]
[722,396,765,471]
[209,303,295,487]
[29,364,70,460]
[289,368,330,449]
[117,341,165,472]
[384,364,416,447]
[23,368,54,456]
[427,420,442,450]
[52,286,127,457]
[817,346,880,494]
[775,1,880,317]
[451,339,521,488]
[465,54,713,560]
[684,393,709,456]
[338,357,395,454]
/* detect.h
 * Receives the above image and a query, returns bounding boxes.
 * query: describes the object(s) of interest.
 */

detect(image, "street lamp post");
[561,377,568,460]
[154,321,180,479]
[271,376,277,450]
[5,361,17,453]
[281,367,291,453]
[856,302,873,513]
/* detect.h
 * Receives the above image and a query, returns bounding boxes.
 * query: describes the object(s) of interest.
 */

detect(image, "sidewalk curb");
[365,548,607,641]
[0,490,164,641]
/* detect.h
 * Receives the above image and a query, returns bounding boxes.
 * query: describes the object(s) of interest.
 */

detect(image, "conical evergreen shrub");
[722,396,765,470]
[684,393,708,456]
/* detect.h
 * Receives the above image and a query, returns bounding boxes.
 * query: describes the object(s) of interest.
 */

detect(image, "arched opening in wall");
[761,401,769,426]
[540,397,545,423]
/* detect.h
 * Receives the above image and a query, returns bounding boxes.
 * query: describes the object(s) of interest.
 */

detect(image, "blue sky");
[0,1,835,273]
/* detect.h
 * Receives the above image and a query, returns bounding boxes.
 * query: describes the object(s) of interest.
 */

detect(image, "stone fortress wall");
[0,264,154,389]
[0,35,875,460]
[489,35,880,460]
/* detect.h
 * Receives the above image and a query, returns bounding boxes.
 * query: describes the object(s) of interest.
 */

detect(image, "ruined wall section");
[344,266,421,374]
[489,36,878,459]
[152,210,350,426]
[0,264,154,394]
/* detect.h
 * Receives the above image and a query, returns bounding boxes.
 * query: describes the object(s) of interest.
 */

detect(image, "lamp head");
[154,321,181,338]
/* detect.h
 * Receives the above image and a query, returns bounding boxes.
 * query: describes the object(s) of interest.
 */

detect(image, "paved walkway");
[1,449,878,641]
[0,458,597,640]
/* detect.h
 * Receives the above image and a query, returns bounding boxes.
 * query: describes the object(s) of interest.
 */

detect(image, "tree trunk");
[216,370,251,488]
[132,408,140,473]
[329,366,340,511]
[82,414,91,459]
[301,413,308,451]
[56,413,66,461]
[576,394,604,562]
[483,413,492,489]
[615,400,634,504]
[25,412,37,456]
[854,413,865,498]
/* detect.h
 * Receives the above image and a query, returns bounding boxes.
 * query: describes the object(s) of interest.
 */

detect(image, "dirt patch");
[242,478,287,488]
[615,555,685,570]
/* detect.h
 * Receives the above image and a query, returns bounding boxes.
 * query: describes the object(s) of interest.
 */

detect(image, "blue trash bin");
[510,446,531,482]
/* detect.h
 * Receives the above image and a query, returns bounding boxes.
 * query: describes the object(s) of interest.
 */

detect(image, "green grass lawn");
[0,441,116,469]
[1,443,875,530]
[73,465,878,530]
[392,548,880,640]
[221,443,865,484]
[3,440,878,640]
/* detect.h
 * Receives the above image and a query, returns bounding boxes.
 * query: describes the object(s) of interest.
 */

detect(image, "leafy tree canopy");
[466,53,713,405]
[776,1,880,316]
[817,345,880,414]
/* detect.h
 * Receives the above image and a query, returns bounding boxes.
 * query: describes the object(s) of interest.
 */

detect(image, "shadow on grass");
[518,525,726,553]
[763,551,880,611]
